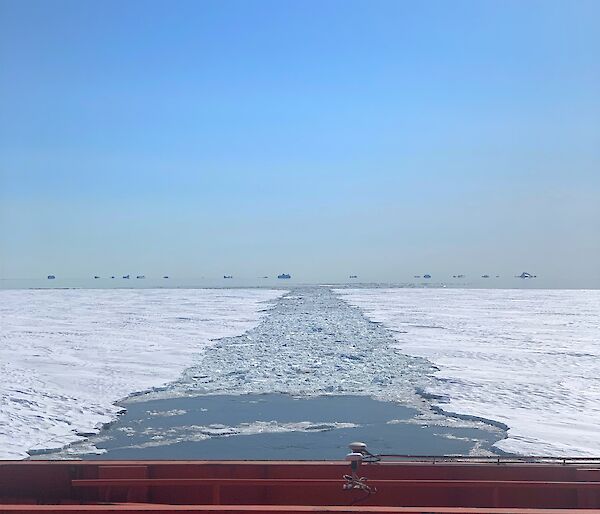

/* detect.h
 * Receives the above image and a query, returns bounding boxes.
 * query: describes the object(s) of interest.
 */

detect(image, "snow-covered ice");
[5,286,592,460]
[336,288,600,456]
[0,288,284,459]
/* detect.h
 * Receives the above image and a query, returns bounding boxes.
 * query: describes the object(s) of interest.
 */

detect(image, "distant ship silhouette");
[517,272,536,279]
[277,273,291,279]
[47,275,56,280]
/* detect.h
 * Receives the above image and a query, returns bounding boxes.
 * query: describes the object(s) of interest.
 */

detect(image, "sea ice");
[336,288,600,456]
[0,288,284,459]
[121,420,359,450]
[167,288,434,406]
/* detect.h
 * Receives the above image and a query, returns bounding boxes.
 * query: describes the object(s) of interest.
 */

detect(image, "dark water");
[71,394,504,460]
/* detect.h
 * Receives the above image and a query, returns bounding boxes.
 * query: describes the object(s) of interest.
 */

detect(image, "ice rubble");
[0,288,284,459]
[168,288,434,406]
[337,288,600,456]
[118,420,359,450]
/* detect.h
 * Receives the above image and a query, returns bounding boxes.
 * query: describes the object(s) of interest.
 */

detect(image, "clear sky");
[1,0,599,287]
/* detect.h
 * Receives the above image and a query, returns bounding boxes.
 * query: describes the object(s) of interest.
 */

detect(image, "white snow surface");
[336,288,600,456]
[0,288,284,459]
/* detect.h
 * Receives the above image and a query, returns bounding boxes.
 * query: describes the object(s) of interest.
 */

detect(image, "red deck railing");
[1,460,600,513]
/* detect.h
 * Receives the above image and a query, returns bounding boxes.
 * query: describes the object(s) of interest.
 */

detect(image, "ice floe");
[0,288,284,459]
[100,420,359,451]
[336,288,600,456]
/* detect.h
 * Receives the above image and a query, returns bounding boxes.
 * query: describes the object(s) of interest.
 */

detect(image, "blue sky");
[1,0,599,286]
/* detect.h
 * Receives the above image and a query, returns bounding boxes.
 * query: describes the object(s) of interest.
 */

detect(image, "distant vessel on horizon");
[136,275,145,279]
[123,275,130,279]
[349,275,358,279]
[423,274,432,279]
[223,275,233,279]
[518,272,536,279]
[47,275,56,280]
[277,273,291,279]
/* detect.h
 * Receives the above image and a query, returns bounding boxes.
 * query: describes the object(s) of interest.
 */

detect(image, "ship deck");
[1,459,600,513]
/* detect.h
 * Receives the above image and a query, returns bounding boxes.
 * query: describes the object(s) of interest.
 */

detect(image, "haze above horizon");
[1,0,599,288]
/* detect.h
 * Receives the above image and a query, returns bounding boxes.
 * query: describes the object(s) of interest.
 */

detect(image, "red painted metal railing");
[1,460,600,513]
